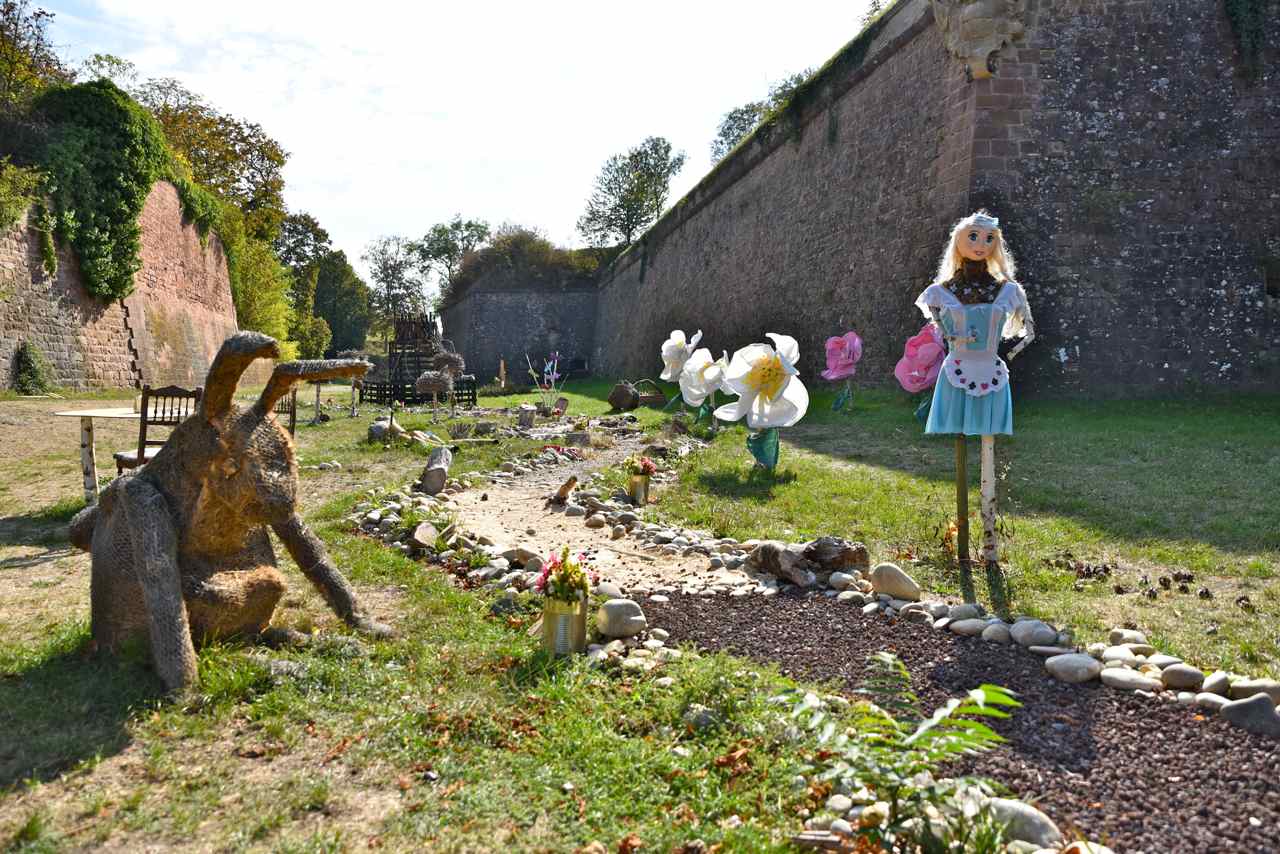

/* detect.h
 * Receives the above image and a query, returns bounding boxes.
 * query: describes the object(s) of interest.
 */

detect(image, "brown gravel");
[643,591,1280,854]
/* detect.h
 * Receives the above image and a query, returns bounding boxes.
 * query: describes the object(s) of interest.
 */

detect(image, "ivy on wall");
[33,80,225,301]
[1225,0,1269,80]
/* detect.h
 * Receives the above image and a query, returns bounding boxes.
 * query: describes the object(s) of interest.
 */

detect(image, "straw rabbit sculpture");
[69,332,393,693]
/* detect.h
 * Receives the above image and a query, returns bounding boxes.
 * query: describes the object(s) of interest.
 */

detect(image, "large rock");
[987,798,1062,848]
[1227,678,1280,705]
[802,537,871,574]
[1202,670,1231,696]
[827,571,858,591]
[1045,653,1102,684]
[1160,663,1205,691]
[368,419,391,442]
[981,623,1012,644]
[948,603,984,621]
[949,618,989,637]
[408,522,439,550]
[745,542,818,587]
[1100,669,1162,692]
[1220,693,1280,738]
[1108,628,1147,646]
[1009,620,1057,647]
[867,563,920,601]
[596,599,647,638]
[1195,692,1231,713]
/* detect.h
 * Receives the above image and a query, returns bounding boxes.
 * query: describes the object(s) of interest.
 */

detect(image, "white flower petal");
[776,376,810,426]
[723,343,773,386]
[713,392,754,423]
[690,330,703,348]
[766,333,800,367]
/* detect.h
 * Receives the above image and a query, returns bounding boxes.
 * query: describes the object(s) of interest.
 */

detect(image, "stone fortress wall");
[1,181,244,391]
[578,0,1279,395]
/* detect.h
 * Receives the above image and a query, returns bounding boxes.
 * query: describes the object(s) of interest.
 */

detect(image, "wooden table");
[53,407,139,505]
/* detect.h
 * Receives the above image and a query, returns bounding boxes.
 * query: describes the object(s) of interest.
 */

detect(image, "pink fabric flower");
[894,323,945,393]
[821,331,863,381]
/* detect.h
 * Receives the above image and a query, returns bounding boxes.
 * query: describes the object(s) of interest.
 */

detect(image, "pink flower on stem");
[894,323,945,393]
[820,332,863,381]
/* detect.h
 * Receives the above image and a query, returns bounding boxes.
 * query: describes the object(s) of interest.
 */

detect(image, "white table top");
[53,407,139,419]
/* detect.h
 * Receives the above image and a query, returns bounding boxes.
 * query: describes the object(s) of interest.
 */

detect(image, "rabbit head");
[193,332,370,528]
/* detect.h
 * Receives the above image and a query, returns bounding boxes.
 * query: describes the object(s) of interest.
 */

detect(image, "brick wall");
[441,282,598,386]
[1,181,246,391]
[584,0,1280,396]
[592,0,969,384]
[969,0,1280,393]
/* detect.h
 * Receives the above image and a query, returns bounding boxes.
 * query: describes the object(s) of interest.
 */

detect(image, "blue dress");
[915,281,1030,437]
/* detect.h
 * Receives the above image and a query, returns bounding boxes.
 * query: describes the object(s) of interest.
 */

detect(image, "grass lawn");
[4,379,869,851]
[648,386,1280,680]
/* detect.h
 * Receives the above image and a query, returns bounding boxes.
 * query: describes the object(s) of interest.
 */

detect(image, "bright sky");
[48,1,876,286]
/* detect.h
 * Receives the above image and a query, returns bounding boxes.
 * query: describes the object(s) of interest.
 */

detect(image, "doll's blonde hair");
[933,209,1018,284]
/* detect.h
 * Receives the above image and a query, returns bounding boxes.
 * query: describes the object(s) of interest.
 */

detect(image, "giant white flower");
[713,333,810,429]
[659,329,702,381]
[679,348,729,406]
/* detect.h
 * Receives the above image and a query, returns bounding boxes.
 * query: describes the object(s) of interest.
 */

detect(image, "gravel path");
[642,590,1280,854]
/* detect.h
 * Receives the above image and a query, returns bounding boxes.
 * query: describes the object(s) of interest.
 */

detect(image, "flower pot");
[628,473,650,506]
[541,597,587,656]
[536,403,553,417]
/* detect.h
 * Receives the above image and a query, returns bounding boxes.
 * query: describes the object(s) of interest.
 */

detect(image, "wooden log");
[417,446,453,495]
[955,436,975,603]
[80,417,98,505]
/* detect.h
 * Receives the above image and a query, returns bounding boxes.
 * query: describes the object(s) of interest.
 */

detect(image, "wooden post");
[80,417,98,505]
[980,434,1010,618]
[955,436,975,603]
[350,381,358,418]
[311,382,322,425]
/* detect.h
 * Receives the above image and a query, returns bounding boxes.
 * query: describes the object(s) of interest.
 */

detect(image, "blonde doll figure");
[915,210,1035,614]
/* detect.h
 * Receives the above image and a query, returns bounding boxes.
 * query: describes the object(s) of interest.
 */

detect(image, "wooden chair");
[273,386,298,435]
[114,384,203,475]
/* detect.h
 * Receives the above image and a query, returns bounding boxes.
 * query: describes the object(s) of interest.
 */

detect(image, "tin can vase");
[541,597,587,656]
[628,474,650,506]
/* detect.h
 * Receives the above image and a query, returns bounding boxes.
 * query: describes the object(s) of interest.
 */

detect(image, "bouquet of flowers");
[623,455,658,477]
[527,351,567,411]
[534,546,595,602]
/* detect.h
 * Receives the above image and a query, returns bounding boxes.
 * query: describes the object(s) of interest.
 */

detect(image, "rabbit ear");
[203,332,280,424]
[255,359,371,417]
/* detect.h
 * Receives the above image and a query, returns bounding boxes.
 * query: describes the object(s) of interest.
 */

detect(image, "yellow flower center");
[744,354,786,401]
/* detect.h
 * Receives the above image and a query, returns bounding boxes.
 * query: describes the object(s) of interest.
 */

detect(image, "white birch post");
[311,382,322,425]
[980,434,1010,617]
[80,416,98,505]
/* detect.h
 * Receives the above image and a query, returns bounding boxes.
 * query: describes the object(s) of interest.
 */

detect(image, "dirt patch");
[644,590,1280,853]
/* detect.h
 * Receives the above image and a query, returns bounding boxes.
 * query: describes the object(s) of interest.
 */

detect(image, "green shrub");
[12,341,52,394]
[0,157,41,229]
[34,80,170,301]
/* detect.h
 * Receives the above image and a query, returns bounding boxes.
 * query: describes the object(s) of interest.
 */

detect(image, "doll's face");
[957,226,997,262]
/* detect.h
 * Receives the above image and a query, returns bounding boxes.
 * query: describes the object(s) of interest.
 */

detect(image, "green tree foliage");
[862,0,885,26]
[228,234,294,355]
[449,223,607,303]
[0,154,39,227]
[576,136,686,247]
[313,249,371,355]
[274,211,332,270]
[77,52,138,89]
[709,70,813,164]
[412,214,490,305]
[133,77,288,242]
[363,235,430,341]
[0,0,69,119]
[35,79,171,300]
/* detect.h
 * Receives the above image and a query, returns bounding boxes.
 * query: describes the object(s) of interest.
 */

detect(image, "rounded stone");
[987,798,1062,848]
[868,562,921,601]
[596,599,648,638]
[1227,678,1280,705]
[1202,670,1231,696]
[828,571,857,591]
[1009,620,1058,647]
[1108,628,1148,646]
[949,618,989,636]
[981,623,1012,643]
[1045,653,1102,684]
[1100,669,1162,692]
[1160,663,1205,691]
[948,603,984,621]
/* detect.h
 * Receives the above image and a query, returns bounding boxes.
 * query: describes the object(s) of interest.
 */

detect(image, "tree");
[362,235,429,342]
[229,236,295,354]
[709,70,813,164]
[78,53,137,88]
[577,136,686,248]
[134,77,288,241]
[862,0,885,26]
[0,0,69,119]
[274,211,332,270]
[412,214,489,304]
[313,250,371,354]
